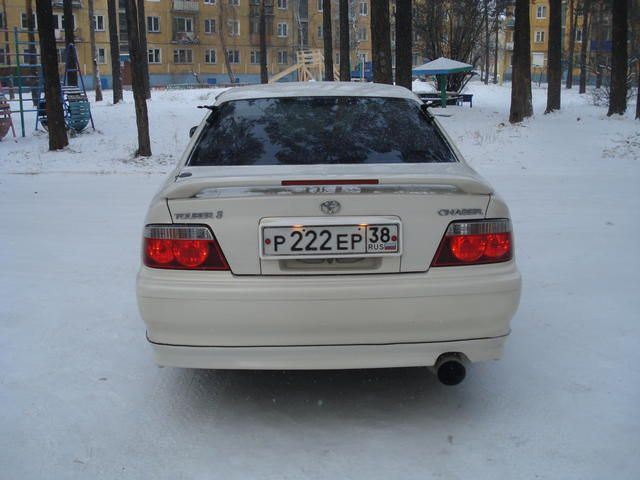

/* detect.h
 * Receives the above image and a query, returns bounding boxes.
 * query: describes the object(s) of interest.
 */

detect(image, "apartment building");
[0,0,385,87]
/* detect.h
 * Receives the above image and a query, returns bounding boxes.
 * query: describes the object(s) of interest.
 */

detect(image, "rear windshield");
[188,96,457,166]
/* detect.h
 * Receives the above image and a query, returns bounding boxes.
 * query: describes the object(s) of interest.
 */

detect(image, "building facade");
[0,0,388,87]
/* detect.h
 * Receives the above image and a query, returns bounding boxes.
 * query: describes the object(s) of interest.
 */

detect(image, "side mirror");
[189,125,198,138]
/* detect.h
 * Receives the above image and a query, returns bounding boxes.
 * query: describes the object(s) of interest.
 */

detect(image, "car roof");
[214,81,420,104]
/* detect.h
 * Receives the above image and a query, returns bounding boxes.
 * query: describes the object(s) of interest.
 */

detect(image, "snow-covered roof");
[215,81,419,104]
[412,57,474,75]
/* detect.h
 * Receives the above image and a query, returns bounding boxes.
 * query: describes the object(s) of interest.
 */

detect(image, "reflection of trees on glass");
[189,97,456,166]
[190,102,264,166]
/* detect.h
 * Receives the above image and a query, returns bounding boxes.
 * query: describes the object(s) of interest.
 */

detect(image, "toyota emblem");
[320,200,341,215]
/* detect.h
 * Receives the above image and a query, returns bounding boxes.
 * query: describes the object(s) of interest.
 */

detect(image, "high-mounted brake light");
[432,219,513,267]
[281,179,379,186]
[143,225,229,270]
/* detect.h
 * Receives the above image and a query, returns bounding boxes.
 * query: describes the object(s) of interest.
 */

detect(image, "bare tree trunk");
[594,0,604,89]
[371,0,392,84]
[509,0,533,123]
[339,0,350,81]
[566,0,578,88]
[322,0,334,80]
[395,0,412,89]
[545,0,562,112]
[63,0,77,85]
[219,6,235,83]
[136,0,150,97]
[25,0,37,105]
[493,8,499,84]
[607,0,627,115]
[36,0,68,150]
[636,64,639,119]
[88,0,103,101]
[107,0,122,103]
[578,0,592,94]
[125,0,151,156]
[259,1,268,83]
[483,0,489,85]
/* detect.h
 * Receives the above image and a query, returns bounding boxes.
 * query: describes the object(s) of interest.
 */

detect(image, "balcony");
[173,31,199,44]
[52,0,82,8]
[173,0,199,13]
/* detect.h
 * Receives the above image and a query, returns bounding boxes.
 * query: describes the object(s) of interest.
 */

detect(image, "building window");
[359,2,368,15]
[204,18,216,34]
[93,15,105,31]
[228,19,240,36]
[147,16,160,33]
[58,48,67,63]
[536,5,546,19]
[534,30,545,43]
[229,0,239,5]
[148,48,161,64]
[317,25,323,38]
[317,0,322,11]
[0,12,5,29]
[277,50,288,64]
[250,50,261,64]
[277,0,287,8]
[96,47,106,64]
[575,28,583,42]
[205,49,217,64]
[357,52,367,64]
[277,22,288,37]
[226,49,240,64]
[203,0,216,4]
[175,17,193,33]
[357,26,368,41]
[412,53,420,66]
[20,13,36,29]
[532,52,545,67]
[173,48,193,64]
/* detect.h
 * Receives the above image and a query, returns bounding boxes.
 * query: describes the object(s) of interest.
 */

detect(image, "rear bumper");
[137,261,521,368]
[148,334,509,370]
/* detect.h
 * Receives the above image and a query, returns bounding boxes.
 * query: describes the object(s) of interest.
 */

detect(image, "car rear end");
[136,83,521,381]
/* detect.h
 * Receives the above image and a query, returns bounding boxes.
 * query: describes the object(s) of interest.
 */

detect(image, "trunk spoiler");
[163,174,494,200]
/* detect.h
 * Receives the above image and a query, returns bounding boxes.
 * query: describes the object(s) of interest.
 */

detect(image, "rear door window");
[189,96,457,166]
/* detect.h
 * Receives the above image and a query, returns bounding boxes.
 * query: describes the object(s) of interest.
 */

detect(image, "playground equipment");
[0,93,16,140]
[36,43,95,133]
[269,49,339,83]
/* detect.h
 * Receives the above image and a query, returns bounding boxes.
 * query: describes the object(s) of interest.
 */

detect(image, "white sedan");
[136,82,521,385]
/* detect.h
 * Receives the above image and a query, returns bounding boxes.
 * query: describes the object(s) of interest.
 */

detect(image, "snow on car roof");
[214,81,420,104]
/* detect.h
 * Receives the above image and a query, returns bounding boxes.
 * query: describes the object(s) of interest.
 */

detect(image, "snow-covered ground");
[1,83,639,479]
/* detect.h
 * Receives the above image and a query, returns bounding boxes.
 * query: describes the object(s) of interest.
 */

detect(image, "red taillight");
[143,225,229,270]
[432,220,513,267]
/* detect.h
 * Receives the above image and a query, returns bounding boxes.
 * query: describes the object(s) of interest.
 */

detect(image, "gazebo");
[412,57,474,107]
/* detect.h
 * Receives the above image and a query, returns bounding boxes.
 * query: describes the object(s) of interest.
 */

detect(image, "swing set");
[0,27,95,140]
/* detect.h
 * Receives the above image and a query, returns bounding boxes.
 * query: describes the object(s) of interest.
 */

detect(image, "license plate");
[262,223,400,258]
